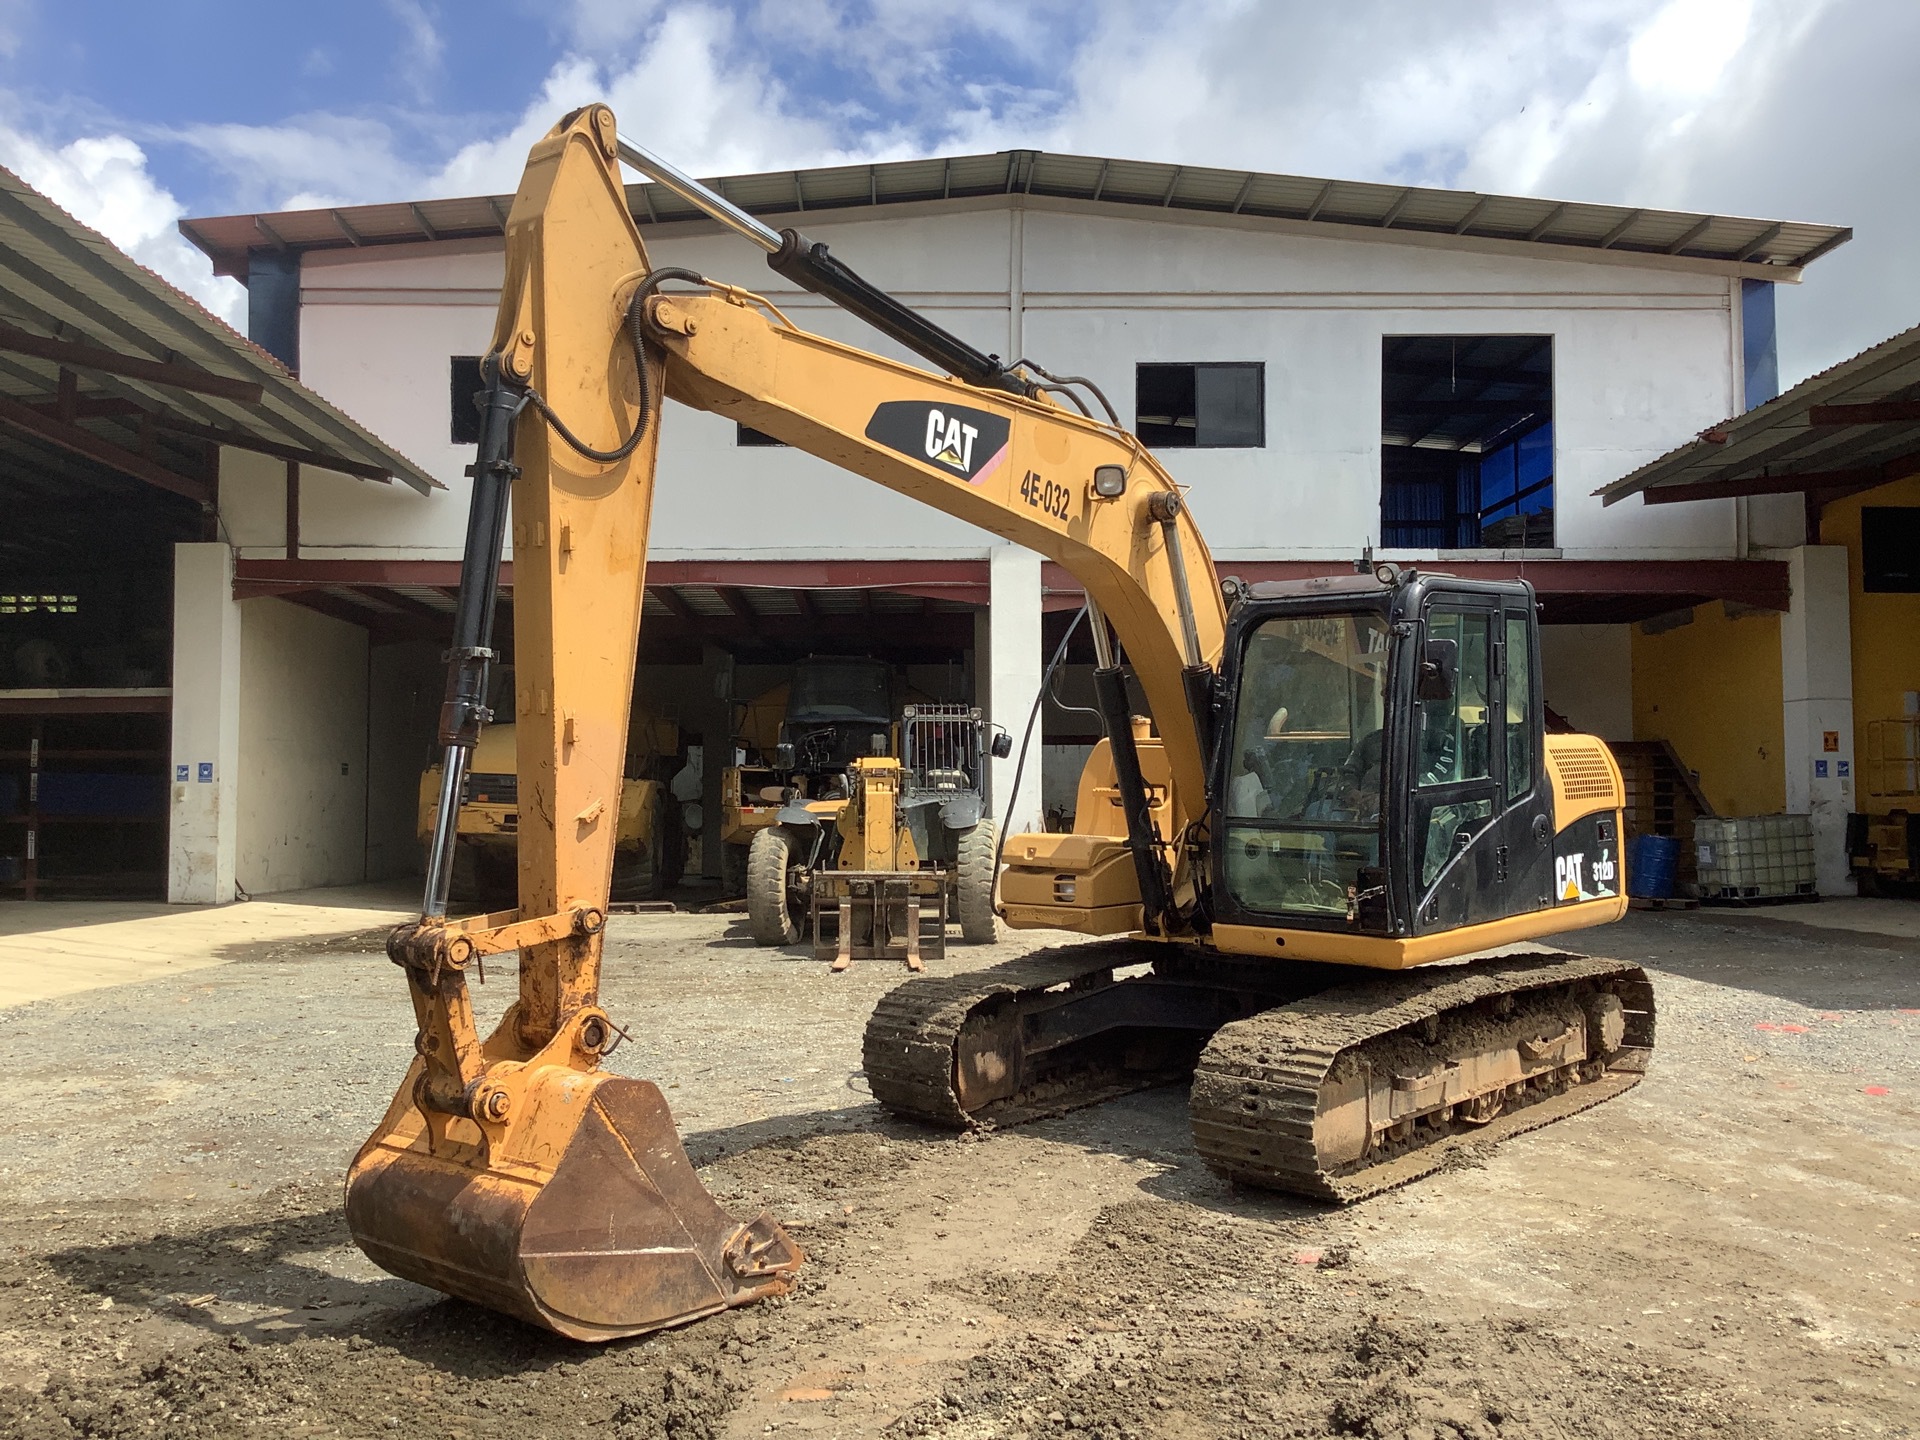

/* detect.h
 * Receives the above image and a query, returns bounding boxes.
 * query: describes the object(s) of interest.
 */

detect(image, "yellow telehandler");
[349,106,1649,1342]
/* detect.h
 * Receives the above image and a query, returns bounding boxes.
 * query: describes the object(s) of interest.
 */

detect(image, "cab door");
[1407,600,1501,934]
[1476,602,1556,923]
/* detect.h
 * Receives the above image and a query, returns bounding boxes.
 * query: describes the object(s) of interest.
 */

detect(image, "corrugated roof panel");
[389,585,456,611]
[745,589,801,615]
[0,165,436,494]
[678,586,733,617]
[181,147,1849,285]
[1600,322,1920,504]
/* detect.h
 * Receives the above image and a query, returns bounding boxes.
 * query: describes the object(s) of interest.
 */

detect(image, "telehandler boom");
[350,106,1652,1342]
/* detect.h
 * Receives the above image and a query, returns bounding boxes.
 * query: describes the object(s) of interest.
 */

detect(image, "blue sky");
[0,0,1912,385]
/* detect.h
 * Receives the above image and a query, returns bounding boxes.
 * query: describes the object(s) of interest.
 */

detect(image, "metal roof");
[0,164,437,496]
[1598,323,1920,508]
[180,149,1849,284]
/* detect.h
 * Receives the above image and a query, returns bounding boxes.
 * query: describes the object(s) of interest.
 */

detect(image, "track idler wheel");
[346,1006,802,1341]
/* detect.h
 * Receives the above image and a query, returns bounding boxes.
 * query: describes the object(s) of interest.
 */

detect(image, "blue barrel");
[1626,834,1678,900]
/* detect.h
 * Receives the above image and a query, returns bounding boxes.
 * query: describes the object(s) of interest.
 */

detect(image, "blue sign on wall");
[176,764,189,782]
[197,762,214,783]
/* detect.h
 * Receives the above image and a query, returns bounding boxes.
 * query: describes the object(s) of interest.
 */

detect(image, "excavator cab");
[1213,569,1620,946]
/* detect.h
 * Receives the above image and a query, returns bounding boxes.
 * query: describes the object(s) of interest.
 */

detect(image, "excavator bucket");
[347,1034,801,1342]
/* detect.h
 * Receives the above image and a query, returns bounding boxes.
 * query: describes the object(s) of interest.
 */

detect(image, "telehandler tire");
[747,825,807,946]
[955,818,999,944]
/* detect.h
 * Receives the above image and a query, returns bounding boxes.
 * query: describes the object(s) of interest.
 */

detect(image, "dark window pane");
[1862,507,1920,592]
[1195,364,1263,447]
[737,423,787,447]
[1135,364,1196,448]
[1381,336,1553,549]
[1416,609,1492,789]
[450,355,484,445]
[1505,614,1533,802]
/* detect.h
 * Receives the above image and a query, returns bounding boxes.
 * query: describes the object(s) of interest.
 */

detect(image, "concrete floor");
[0,892,1914,1439]
[3,886,1912,1012]
[0,881,416,1008]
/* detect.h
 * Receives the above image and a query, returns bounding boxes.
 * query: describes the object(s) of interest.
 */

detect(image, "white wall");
[284,195,1754,568]
[1777,546,1855,895]
[236,598,370,894]
[168,544,241,904]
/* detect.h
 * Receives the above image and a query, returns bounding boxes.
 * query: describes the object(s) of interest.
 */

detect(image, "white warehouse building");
[152,149,1855,899]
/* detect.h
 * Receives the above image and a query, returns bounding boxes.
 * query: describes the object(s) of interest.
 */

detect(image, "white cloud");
[1,128,246,325]
[387,0,446,94]
[1627,0,1753,97]
[8,0,1905,386]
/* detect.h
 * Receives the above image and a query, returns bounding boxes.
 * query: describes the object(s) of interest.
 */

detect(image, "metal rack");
[0,689,170,900]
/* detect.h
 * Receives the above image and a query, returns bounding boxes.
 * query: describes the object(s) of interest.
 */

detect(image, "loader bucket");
[347,1049,802,1342]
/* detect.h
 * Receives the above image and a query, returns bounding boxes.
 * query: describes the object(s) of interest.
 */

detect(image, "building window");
[0,594,77,615]
[1381,336,1553,550]
[450,355,484,445]
[737,424,786,447]
[1136,363,1264,448]
[1862,507,1920,593]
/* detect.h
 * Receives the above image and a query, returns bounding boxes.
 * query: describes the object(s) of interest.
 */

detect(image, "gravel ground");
[0,902,1914,1438]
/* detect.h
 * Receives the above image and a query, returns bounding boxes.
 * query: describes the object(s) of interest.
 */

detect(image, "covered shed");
[0,164,434,902]
[1600,325,1920,892]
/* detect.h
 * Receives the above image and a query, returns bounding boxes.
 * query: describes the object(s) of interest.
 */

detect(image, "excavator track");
[865,946,1654,1207]
[863,941,1203,1128]
[1190,952,1656,1203]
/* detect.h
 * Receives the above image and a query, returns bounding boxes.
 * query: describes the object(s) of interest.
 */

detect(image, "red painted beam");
[0,323,264,404]
[1644,446,1920,506]
[1808,401,1920,425]
[233,556,995,601]
[0,393,212,504]
[1042,558,1791,610]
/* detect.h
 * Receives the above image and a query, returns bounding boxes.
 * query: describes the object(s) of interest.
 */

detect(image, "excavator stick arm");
[349,106,801,1343]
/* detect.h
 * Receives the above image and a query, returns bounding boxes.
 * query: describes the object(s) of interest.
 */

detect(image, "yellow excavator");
[349,106,1651,1342]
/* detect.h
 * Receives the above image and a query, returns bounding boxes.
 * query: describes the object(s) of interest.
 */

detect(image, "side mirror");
[990,732,1013,760]
[1417,637,1458,702]
[775,742,796,768]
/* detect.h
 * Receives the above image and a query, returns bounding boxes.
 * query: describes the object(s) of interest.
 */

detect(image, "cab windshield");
[1223,610,1389,917]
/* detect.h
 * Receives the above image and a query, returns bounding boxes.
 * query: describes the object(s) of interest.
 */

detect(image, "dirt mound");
[0,1308,757,1440]
[883,1197,1770,1440]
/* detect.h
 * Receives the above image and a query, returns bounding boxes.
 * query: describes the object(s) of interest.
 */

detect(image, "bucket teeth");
[348,1065,802,1342]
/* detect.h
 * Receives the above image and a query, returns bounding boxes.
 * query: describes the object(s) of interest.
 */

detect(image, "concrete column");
[1778,545,1855,894]
[168,543,242,904]
[987,546,1044,834]
[699,643,734,880]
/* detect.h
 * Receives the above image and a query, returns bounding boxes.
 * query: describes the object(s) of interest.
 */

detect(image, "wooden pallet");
[1629,895,1700,911]
[1613,739,1715,890]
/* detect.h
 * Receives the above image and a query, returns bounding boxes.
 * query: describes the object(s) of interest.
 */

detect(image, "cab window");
[1504,613,1533,802]
[1223,611,1389,917]
[1415,609,1495,888]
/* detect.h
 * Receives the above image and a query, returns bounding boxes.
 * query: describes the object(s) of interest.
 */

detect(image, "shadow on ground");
[1565,908,1920,1010]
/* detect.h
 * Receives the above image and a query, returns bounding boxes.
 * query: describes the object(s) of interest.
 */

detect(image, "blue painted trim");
[1741,279,1777,411]
[247,249,300,374]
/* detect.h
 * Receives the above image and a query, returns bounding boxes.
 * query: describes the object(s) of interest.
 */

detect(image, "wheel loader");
[350,106,1651,1342]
